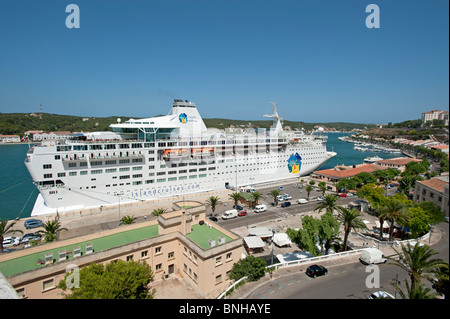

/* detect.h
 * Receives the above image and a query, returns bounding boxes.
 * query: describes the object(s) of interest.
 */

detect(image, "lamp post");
[270,228,275,279]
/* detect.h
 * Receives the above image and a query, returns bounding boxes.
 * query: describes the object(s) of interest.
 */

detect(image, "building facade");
[413,175,449,218]
[0,204,244,299]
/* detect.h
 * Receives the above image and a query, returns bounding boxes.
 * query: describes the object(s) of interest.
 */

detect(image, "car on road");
[24,218,44,229]
[368,291,395,299]
[233,205,244,210]
[297,198,308,204]
[208,216,218,222]
[2,236,21,248]
[276,195,284,202]
[20,233,42,244]
[283,194,292,200]
[339,193,348,197]
[280,201,291,208]
[238,210,248,216]
[317,196,325,201]
[305,265,328,278]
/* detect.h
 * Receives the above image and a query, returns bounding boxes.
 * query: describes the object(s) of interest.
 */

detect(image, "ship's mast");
[263,102,284,134]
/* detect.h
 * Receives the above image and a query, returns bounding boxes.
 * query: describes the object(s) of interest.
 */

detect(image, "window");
[126,255,133,261]
[42,279,55,291]
[155,246,162,254]
[43,164,52,169]
[141,250,148,258]
[168,251,174,259]
[155,263,162,271]
[215,274,222,284]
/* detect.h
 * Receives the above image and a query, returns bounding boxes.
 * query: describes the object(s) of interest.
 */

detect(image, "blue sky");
[0,0,448,124]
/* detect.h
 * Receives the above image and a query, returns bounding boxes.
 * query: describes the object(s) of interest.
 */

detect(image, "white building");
[0,135,21,143]
[421,110,449,126]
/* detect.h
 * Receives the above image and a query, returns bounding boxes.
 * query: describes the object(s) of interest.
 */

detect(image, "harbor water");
[0,133,401,221]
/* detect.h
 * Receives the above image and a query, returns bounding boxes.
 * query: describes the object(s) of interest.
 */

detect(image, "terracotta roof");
[313,164,387,179]
[431,144,449,150]
[376,157,422,166]
[418,178,449,193]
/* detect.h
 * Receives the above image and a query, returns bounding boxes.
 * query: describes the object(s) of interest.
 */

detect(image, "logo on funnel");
[288,153,302,174]
[179,113,187,123]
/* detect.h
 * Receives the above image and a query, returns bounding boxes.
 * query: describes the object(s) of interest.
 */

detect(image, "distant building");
[31,131,72,141]
[413,174,449,218]
[311,164,388,183]
[0,135,21,143]
[421,110,449,126]
[375,157,422,173]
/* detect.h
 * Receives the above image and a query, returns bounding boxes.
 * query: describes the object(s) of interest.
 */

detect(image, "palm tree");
[389,242,449,293]
[318,181,327,197]
[119,215,137,226]
[383,196,410,241]
[0,219,23,253]
[229,192,242,209]
[37,216,68,242]
[268,189,280,206]
[336,207,368,251]
[151,208,166,216]
[205,196,221,216]
[305,185,313,200]
[251,191,262,207]
[313,194,340,215]
[393,279,438,299]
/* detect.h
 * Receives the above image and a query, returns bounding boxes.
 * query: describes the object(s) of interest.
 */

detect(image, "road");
[245,222,449,299]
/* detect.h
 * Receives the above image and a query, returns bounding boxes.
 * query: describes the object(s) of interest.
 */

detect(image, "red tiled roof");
[418,178,448,193]
[313,164,387,179]
[376,157,422,165]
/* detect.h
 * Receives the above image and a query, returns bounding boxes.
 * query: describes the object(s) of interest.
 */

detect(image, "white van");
[221,209,238,220]
[359,248,387,265]
[297,198,308,204]
[254,204,267,213]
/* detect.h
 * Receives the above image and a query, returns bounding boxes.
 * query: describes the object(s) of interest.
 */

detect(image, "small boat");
[364,156,383,164]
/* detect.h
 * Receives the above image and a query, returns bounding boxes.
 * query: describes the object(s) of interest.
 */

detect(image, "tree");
[229,192,242,209]
[313,194,340,215]
[382,196,410,241]
[336,178,356,193]
[205,196,221,216]
[0,219,23,253]
[151,208,166,216]
[318,181,327,196]
[229,255,267,282]
[251,191,262,207]
[37,216,67,242]
[58,259,155,299]
[119,215,137,226]
[389,242,449,293]
[268,189,280,206]
[305,185,313,200]
[318,212,341,255]
[393,279,438,299]
[337,207,367,251]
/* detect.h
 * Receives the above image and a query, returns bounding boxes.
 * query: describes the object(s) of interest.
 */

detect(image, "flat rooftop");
[186,224,233,249]
[0,224,159,277]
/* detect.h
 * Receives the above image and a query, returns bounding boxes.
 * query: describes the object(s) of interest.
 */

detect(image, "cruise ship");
[24,100,336,216]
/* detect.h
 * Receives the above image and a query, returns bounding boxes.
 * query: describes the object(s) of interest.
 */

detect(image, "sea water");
[0,133,401,221]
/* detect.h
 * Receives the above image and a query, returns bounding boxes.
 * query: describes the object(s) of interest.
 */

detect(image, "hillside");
[0,112,375,136]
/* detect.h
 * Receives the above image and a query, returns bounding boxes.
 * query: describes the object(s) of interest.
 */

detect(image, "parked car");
[283,194,292,200]
[317,196,325,201]
[276,195,284,202]
[208,216,218,222]
[24,218,44,229]
[238,210,248,216]
[280,201,291,207]
[297,198,308,204]
[254,204,267,213]
[233,205,243,210]
[339,193,348,197]
[2,236,20,248]
[305,265,328,278]
[368,291,395,299]
[278,186,284,190]
[20,233,42,244]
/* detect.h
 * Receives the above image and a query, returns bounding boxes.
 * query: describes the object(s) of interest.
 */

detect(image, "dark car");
[24,219,44,229]
[20,233,42,244]
[208,216,218,222]
[305,265,328,278]
[280,201,291,207]
[238,210,248,216]
[233,205,243,210]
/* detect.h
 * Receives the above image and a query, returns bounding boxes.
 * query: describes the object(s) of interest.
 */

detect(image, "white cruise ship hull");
[24,100,336,216]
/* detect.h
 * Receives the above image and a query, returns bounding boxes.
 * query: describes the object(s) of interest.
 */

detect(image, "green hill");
[0,112,374,136]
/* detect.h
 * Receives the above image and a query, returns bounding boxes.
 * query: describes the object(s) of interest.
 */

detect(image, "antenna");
[263,102,284,132]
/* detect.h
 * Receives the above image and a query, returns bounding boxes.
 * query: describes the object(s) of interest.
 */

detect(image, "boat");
[24,99,336,216]
[363,156,383,164]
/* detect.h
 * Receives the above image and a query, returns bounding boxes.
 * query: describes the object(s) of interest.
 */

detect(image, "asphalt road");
[247,222,449,299]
